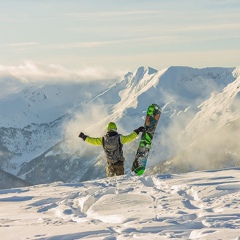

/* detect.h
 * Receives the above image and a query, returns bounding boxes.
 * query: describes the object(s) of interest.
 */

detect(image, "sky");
[0,0,240,74]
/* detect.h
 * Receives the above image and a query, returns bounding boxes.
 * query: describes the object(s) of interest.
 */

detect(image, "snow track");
[0,168,240,239]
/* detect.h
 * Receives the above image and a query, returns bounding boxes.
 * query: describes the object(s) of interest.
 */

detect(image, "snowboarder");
[79,122,145,177]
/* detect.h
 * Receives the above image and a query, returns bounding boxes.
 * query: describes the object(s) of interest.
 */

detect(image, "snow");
[185,73,240,139]
[1,65,239,181]
[0,80,112,128]
[1,168,240,240]
[1,65,240,240]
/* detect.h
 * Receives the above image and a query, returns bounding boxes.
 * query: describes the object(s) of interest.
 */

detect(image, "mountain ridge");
[0,65,239,188]
[0,168,30,189]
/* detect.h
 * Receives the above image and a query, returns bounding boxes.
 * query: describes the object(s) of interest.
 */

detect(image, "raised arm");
[79,132,102,146]
[120,126,145,144]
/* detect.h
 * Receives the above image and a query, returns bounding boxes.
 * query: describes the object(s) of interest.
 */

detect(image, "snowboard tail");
[132,103,161,175]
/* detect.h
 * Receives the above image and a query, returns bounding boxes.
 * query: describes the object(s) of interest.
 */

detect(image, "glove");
[134,126,145,134]
[79,132,87,141]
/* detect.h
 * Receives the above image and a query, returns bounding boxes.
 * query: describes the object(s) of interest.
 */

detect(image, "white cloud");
[0,61,124,83]
[50,35,179,50]
[0,61,125,98]
[173,22,240,33]
[9,43,40,47]
[62,10,159,19]
[63,102,111,155]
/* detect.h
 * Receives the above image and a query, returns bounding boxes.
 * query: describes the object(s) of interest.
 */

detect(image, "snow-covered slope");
[0,65,239,187]
[0,169,29,189]
[0,168,240,240]
[147,70,240,175]
[0,80,113,128]
[185,68,240,139]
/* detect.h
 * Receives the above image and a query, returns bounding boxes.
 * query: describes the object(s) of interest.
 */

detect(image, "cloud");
[9,43,40,47]
[156,85,240,172]
[0,61,123,82]
[149,105,240,173]
[62,102,111,155]
[0,61,125,98]
[53,41,110,49]
[50,35,180,50]
[173,23,240,34]
[176,116,240,171]
[62,10,159,19]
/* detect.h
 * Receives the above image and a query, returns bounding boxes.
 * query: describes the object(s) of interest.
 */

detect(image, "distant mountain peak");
[124,66,158,88]
[134,66,157,78]
[128,66,158,84]
[233,66,240,78]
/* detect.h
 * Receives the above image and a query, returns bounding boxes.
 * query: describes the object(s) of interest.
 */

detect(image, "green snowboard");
[132,103,162,175]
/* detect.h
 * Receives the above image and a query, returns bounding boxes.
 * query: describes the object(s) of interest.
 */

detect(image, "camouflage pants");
[106,161,124,177]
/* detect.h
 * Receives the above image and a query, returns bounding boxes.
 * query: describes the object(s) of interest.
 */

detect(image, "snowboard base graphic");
[132,104,161,175]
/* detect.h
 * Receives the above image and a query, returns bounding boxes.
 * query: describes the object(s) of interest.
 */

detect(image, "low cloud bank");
[0,61,124,98]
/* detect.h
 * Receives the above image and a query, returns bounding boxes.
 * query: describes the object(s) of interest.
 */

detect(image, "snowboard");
[132,103,161,175]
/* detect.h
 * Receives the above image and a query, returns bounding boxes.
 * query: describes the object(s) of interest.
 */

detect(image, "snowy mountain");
[1,168,240,240]
[148,67,240,175]
[0,65,240,187]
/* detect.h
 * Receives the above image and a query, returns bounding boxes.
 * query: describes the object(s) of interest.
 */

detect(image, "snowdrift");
[0,168,240,240]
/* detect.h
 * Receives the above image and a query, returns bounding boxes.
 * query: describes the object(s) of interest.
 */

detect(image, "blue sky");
[0,0,240,73]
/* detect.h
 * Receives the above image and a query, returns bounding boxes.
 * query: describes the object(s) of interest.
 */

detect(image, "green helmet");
[107,122,117,131]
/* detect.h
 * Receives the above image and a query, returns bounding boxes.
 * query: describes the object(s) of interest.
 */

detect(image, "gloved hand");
[134,126,145,134]
[79,132,87,141]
